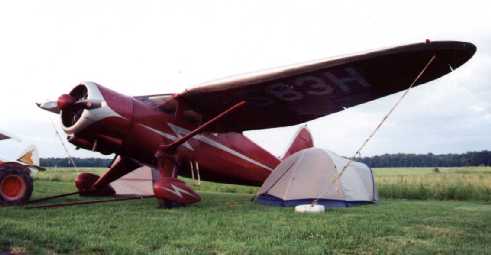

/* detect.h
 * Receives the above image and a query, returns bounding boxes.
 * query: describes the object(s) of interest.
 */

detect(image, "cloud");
[0,0,490,157]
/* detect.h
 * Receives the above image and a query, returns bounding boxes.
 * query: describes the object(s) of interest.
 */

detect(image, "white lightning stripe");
[139,124,273,171]
[169,123,273,171]
[140,125,193,150]
[168,123,194,151]
[193,134,273,171]
[164,184,195,198]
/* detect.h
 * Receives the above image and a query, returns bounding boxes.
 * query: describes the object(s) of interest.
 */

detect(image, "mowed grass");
[0,167,490,254]
[33,168,259,195]
[34,166,491,201]
[1,179,491,254]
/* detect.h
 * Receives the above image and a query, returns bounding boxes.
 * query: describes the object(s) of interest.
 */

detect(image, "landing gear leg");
[153,149,200,209]
[155,152,179,209]
[151,101,245,208]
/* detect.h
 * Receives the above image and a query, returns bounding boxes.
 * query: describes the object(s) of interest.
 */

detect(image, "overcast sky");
[0,0,489,159]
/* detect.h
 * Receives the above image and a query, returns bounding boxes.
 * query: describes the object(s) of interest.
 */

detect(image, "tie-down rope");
[49,116,77,168]
[333,54,437,184]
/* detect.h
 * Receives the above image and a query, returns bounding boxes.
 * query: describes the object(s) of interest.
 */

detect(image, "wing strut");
[159,100,246,154]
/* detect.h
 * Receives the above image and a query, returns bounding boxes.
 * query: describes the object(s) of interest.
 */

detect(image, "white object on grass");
[294,204,325,213]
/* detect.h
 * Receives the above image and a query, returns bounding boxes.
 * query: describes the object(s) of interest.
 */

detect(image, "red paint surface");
[63,83,280,205]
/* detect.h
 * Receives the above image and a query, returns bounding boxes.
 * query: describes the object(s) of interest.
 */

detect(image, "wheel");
[0,167,33,205]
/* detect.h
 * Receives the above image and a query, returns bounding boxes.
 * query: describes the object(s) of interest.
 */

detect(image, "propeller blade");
[36,101,60,114]
[72,100,101,110]
[36,97,100,114]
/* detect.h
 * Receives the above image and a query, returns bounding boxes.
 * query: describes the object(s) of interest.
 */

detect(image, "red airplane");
[37,41,476,208]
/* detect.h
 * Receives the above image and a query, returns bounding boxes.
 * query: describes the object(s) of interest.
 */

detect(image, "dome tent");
[255,148,378,208]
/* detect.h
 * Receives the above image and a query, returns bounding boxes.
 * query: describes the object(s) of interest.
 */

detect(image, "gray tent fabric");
[256,148,378,207]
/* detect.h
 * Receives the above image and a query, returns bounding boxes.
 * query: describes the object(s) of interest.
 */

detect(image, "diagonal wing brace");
[156,100,246,155]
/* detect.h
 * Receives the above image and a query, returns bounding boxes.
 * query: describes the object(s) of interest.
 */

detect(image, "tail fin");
[282,126,314,160]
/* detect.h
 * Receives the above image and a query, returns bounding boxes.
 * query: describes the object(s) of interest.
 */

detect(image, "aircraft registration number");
[266,67,371,102]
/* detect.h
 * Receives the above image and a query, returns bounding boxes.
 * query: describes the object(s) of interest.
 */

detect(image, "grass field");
[374,167,491,201]
[1,167,491,254]
[33,166,491,201]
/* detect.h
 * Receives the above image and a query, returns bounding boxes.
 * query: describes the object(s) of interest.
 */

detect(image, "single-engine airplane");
[37,40,476,208]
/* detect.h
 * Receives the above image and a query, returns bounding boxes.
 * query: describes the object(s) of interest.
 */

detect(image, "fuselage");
[62,82,280,186]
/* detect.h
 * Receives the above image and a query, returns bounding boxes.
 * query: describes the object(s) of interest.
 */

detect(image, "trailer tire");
[0,166,33,205]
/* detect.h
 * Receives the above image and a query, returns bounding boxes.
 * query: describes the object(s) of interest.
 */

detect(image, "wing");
[169,41,476,132]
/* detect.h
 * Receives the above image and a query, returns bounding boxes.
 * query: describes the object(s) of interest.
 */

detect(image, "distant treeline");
[358,151,491,168]
[40,150,491,168]
[40,157,113,168]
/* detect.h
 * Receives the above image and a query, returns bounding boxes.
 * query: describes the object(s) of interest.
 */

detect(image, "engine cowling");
[59,82,134,155]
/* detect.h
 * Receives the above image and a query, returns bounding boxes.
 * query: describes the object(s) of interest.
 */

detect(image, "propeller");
[36,94,101,114]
